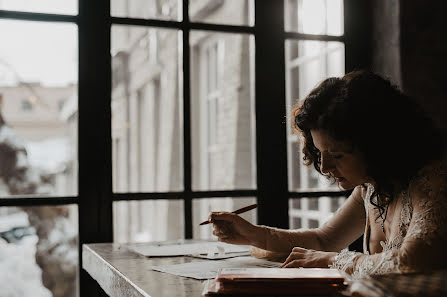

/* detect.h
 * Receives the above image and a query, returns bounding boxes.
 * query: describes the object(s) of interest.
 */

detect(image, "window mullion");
[254,1,288,228]
[78,0,113,295]
[182,0,193,239]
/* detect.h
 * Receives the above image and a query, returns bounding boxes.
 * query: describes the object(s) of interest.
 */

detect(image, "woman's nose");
[320,154,334,174]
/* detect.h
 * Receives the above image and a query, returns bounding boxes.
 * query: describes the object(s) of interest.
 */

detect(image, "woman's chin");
[336,179,355,190]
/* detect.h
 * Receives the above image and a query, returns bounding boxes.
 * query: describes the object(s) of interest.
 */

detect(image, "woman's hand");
[280,247,336,268]
[209,212,263,246]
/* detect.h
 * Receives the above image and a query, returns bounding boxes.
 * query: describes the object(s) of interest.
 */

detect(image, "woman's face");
[310,129,369,190]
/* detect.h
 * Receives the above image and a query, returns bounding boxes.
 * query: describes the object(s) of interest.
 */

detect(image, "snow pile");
[0,236,52,297]
[26,137,72,174]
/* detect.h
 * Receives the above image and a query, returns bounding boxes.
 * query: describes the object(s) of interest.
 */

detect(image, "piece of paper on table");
[152,256,281,280]
[128,241,250,258]
[190,250,250,260]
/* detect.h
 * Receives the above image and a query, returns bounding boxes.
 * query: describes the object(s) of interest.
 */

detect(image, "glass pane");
[112,0,180,21]
[308,197,319,210]
[330,196,345,212]
[308,219,319,228]
[191,31,256,191]
[0,205,78,297]
[285,0,344,36]
[285,40,344,191]
[193,197,257,239]
[113,199,184,243]
[0,20,78,197]
[0,0,77,15]
[289,196,346,228]
[292,217,301,228]
[189,0,254,26]
[111,26,183,192]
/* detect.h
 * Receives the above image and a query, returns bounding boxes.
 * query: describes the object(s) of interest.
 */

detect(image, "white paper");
[190,250,251,260]
[151,256,281,280]
[128,240,250,257]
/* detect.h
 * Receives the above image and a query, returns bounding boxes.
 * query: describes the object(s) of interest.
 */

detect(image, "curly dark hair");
[292,70,445,219]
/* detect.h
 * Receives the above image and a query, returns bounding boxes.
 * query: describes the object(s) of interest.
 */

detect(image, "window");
[0,1,368,296]
[198,37,224,189]
[191,32,255,192]
[285,0,349,229]
[0,15,78,297]
[289,196,346,229]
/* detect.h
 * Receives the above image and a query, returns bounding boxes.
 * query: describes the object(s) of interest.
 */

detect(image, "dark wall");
[371,0,401,87]
[400,0,447,132]
[372,0,447,134]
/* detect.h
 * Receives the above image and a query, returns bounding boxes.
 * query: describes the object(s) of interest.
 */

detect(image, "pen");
[199,203,258,225]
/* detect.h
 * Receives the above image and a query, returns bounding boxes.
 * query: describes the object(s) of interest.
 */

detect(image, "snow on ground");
[0,233,52,297]
[26,137,72,174]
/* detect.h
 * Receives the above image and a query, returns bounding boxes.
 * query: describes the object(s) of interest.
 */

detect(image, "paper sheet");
[128,240,250,258]
[152,256,281,280]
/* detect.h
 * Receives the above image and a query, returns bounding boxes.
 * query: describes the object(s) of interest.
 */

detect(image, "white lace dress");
[254,156,447,278]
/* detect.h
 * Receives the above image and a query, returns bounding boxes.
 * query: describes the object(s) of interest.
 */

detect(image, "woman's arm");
[258,185,366,253]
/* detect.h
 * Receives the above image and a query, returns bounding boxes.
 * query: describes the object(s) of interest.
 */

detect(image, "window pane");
[330,197,345,212]
[289,196,346,228]
[111,26,183,192]
[0,20,78,197]
[0,0,77,15]
[193,197,257,239]
[0,205,78,297]
[113,199,184,243]
[285,40,344,191]
[112,0,180,21]
[308,197,319,210]
[308,219,319,228]
[191,31,256,191]
[292,217,301,229]
[285,0,344,36]
[189,0,254,26]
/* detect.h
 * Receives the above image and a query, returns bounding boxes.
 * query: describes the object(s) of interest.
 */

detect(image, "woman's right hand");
[209,212,263,246]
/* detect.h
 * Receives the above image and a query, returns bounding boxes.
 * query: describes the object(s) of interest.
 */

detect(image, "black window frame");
[0,0,371,296]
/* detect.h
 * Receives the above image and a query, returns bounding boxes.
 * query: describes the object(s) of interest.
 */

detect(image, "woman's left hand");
[280,247,337,268]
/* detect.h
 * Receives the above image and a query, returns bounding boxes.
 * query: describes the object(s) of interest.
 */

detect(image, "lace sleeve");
[259,186,366,253]
[330,248,361,272]
[331,157,447,278]
[398,159,447,273]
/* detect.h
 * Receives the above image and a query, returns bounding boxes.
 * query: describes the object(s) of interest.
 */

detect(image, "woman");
[209,71,447,278]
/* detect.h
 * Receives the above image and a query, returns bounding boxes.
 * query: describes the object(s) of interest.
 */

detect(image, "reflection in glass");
[111,26,183,193]
[285,40,344,192]
[193,197,257,239]
[289,197,346,229]
[285,0,344,35]
[0,0,77,15]
[190,31,256,191]
[0,205,78,297]
[113,200,184,243]
[111,0,179,21]
[0,20,78,197]
[189,0,254,26]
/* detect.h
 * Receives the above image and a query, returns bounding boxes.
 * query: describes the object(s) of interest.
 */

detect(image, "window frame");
[0,0,371,296]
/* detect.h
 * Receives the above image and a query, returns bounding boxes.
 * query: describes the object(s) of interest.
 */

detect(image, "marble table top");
[82,242,206,297]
